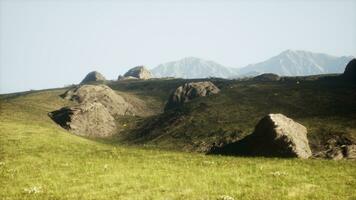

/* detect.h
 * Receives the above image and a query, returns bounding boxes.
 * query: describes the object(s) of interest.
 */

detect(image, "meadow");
[1,80,356,199]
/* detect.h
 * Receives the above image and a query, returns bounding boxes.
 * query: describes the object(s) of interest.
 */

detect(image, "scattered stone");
[217,195,235,200]
[120,66,153,80]
[253,73,280,81]
[61,84,136,117]
[344,145,356,159]
[326,147,344,160]
[342,59,356,82]
[165,81,220,111]
[208,114,312,159]
[315,134,356,160]
[49,102,117,137]
[80,71,106,84]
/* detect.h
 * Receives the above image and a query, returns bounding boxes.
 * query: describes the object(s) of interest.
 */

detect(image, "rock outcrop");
[50,84,139,137]
[342,58,356,82]
[209,114,312,159]
[49,102,116,137]
[345,145,356,159]
[253,73,280,81]
[120,66,153,80]
[61,84,135,117]
[315,135,356,160]
[80,71,106,84]
[164,81,220,111]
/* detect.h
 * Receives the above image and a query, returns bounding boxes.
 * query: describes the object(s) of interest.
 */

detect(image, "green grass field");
[1,80,356,199]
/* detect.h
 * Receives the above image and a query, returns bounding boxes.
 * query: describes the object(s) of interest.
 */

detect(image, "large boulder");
[209,114,312,159]
[48,102,116,137]
[342,59,356,82]
[61,84,136,117]
[164,81,220,111]
[120,66,153,80]
[253,73,280,81]
[80,71,106,84]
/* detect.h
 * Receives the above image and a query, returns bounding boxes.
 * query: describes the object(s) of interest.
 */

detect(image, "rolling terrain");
[1,74,356,199]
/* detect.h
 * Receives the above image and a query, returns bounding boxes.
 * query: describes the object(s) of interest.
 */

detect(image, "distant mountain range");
[237,50,354,77]
[152,57,234,79]
[151,50,354,78]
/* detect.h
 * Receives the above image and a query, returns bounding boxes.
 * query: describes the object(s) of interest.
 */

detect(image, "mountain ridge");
[237,49,354,76]
[152,57,234,79]
[151,50,354,78]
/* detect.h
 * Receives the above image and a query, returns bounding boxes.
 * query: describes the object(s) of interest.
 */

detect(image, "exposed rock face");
[209,114,312,159]
[121,66,153,80]
[61,85,135,117]
[325,145,356,160]
[80,71,106,84]
[49,102,116,137]
[345,145,356,159]
[319,136,356,160]
[164,81,220,111]
[50,84,140,137]
[342,59,356,82]
[253,73,280,81]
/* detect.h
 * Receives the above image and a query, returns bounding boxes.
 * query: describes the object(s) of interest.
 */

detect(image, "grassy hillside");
[117,78,356,153]
[1,78,356,199]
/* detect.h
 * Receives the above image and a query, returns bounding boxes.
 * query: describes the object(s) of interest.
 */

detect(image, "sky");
[0,0,355,94]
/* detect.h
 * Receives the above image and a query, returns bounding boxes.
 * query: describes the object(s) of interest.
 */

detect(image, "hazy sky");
[1,0,355,94]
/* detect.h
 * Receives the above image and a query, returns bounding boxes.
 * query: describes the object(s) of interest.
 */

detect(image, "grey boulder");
[61,84,136,117]
[209,114,312,159]
[120,66,153,80]
[80,71,106,84]
[165,81,220,111]
[49,102,116,137]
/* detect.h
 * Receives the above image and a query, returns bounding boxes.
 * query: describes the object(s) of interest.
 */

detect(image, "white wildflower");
[270,171,288,176]
[217,195,235,200]
[24,186,42,194]
[202,161,215,165]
